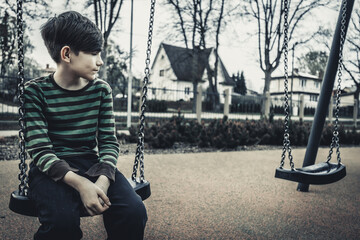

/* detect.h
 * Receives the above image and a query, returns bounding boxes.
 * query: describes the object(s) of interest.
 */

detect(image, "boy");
[24,11,147,240]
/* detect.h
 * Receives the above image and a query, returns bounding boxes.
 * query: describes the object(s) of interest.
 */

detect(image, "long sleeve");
[85,86,120,181]
[25,82,78,181]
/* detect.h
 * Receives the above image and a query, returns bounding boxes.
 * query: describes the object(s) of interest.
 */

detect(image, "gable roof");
[218,58,234,86]
[155,43,234,86]
[161,43,211,82]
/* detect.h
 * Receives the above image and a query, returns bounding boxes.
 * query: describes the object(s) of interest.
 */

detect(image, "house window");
[314,81,320,88]
[184,87,190,95]
[310,95,318,102]
[159,70,164,77]
[163,87,167,94]
[300,79,307,87]
[152,88,156,95]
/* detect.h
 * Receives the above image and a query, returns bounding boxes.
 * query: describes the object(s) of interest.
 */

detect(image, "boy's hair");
[41,11,103,63]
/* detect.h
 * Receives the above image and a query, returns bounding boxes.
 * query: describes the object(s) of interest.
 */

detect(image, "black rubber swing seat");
[9,178,151,217]
[275,162,346,185]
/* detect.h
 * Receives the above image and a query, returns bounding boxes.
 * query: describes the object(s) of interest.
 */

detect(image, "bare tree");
[242,0,331,117]
[343,9,360,109]
[166,0,230,112]
[3,0,52,20]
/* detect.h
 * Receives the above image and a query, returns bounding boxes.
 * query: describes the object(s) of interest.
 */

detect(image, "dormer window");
[159,70,164,77]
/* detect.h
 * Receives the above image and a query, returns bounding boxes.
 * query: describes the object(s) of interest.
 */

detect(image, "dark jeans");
[28,155,147,240]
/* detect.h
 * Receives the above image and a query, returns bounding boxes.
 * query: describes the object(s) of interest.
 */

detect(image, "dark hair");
[41,11,103,63]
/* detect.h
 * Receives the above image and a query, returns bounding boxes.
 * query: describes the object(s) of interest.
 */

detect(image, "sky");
[27,0,341,93]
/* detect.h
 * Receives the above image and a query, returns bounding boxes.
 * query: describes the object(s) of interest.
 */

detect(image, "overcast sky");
[28,0,341,93]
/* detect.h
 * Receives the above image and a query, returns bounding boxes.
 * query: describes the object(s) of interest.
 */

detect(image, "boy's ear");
[60,46,71,63]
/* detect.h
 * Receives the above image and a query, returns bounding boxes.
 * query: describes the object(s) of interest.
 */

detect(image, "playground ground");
[1,147,359,240]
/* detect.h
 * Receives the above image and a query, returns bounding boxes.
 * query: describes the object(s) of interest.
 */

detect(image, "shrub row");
[122,116,360,149]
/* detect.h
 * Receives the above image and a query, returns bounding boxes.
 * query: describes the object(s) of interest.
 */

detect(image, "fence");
[1,77,359,128]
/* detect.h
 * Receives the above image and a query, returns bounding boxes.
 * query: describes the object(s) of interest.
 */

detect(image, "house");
[148,43,235,104]
[338,85,360,118]
[269,69,322,115]
[40,64,56,76]
[341,86,359,106]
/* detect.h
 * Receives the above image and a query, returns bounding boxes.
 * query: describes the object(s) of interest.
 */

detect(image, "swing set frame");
[275,0,355,191]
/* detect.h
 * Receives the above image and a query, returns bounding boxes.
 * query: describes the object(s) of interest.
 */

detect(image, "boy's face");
[69,51,103,81]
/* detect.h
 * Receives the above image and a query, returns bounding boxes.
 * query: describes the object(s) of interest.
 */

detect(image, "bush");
[147,100,167,112]
[124,117,360,149]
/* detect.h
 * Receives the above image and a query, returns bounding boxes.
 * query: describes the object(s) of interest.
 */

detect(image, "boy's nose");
[97,55,104,66]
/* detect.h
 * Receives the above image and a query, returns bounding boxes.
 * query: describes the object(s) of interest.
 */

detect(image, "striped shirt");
[24,74,120,181]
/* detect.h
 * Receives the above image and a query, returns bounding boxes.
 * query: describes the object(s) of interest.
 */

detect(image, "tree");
[66,0,124,80]
[232,71,247,95]
[166,0,230,111]
[242,0,331,117]
[343,8,360,108]
[106,42,128,99]
[298,51,328,78]
[1,1,50,75]
[2,0,51,20]
[0,10,16,75]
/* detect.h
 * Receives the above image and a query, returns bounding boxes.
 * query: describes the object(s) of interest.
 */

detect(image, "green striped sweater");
[24,74,120,181]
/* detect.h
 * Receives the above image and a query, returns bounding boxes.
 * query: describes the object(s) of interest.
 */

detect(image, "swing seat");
[9,179,151,217]
[9,190,37,217]
[127,178,151,201]
[275,162,346,185]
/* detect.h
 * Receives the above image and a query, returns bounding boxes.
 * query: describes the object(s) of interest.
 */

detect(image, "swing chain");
[17,0,29,196]
[327,0,347,165]
[280,0,295,170]
[132,0,156,183]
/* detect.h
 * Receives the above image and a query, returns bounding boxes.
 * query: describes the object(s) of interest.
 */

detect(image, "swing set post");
[297,0,355,192]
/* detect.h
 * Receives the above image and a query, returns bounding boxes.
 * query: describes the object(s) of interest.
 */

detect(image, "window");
[310,95,318,102]
[314,81,320,88]
[163,87,167,94]
[184,87,190,95]
[159,70,164,77]
[152,88,156,95]
[300,78,307,87]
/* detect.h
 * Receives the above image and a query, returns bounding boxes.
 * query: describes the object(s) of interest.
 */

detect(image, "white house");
[148,43,235,104]
[270,70,322,114]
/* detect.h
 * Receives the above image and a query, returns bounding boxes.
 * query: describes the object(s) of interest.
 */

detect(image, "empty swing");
[9,0,155,217]
[274,0,353,185]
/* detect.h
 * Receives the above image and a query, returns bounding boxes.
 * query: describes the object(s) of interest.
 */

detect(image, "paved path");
[0,131,19,137]
[1,147,359,240]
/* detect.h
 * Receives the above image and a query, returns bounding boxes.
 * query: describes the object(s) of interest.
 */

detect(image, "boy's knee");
[127,200,148,225]
[50,211,81,237]
[104,197,147,239]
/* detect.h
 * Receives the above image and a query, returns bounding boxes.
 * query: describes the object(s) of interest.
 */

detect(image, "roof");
[271,71,321,81]
[157,43,234,86]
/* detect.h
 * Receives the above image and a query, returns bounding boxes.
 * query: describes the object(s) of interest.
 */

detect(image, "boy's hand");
[95,175,110,194]
[63,171,111,216]
[95,175,111,207]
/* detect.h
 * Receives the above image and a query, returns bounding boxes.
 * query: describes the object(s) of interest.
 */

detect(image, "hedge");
[121,116,360,149]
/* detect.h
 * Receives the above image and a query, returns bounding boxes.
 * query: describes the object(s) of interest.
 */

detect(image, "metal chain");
[132,0,156,182]
[280,0,295,170]
[16,0,29,196]
[327,0,347,165]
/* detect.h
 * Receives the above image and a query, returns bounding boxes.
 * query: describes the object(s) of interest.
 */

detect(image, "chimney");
[46,64,49,69]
